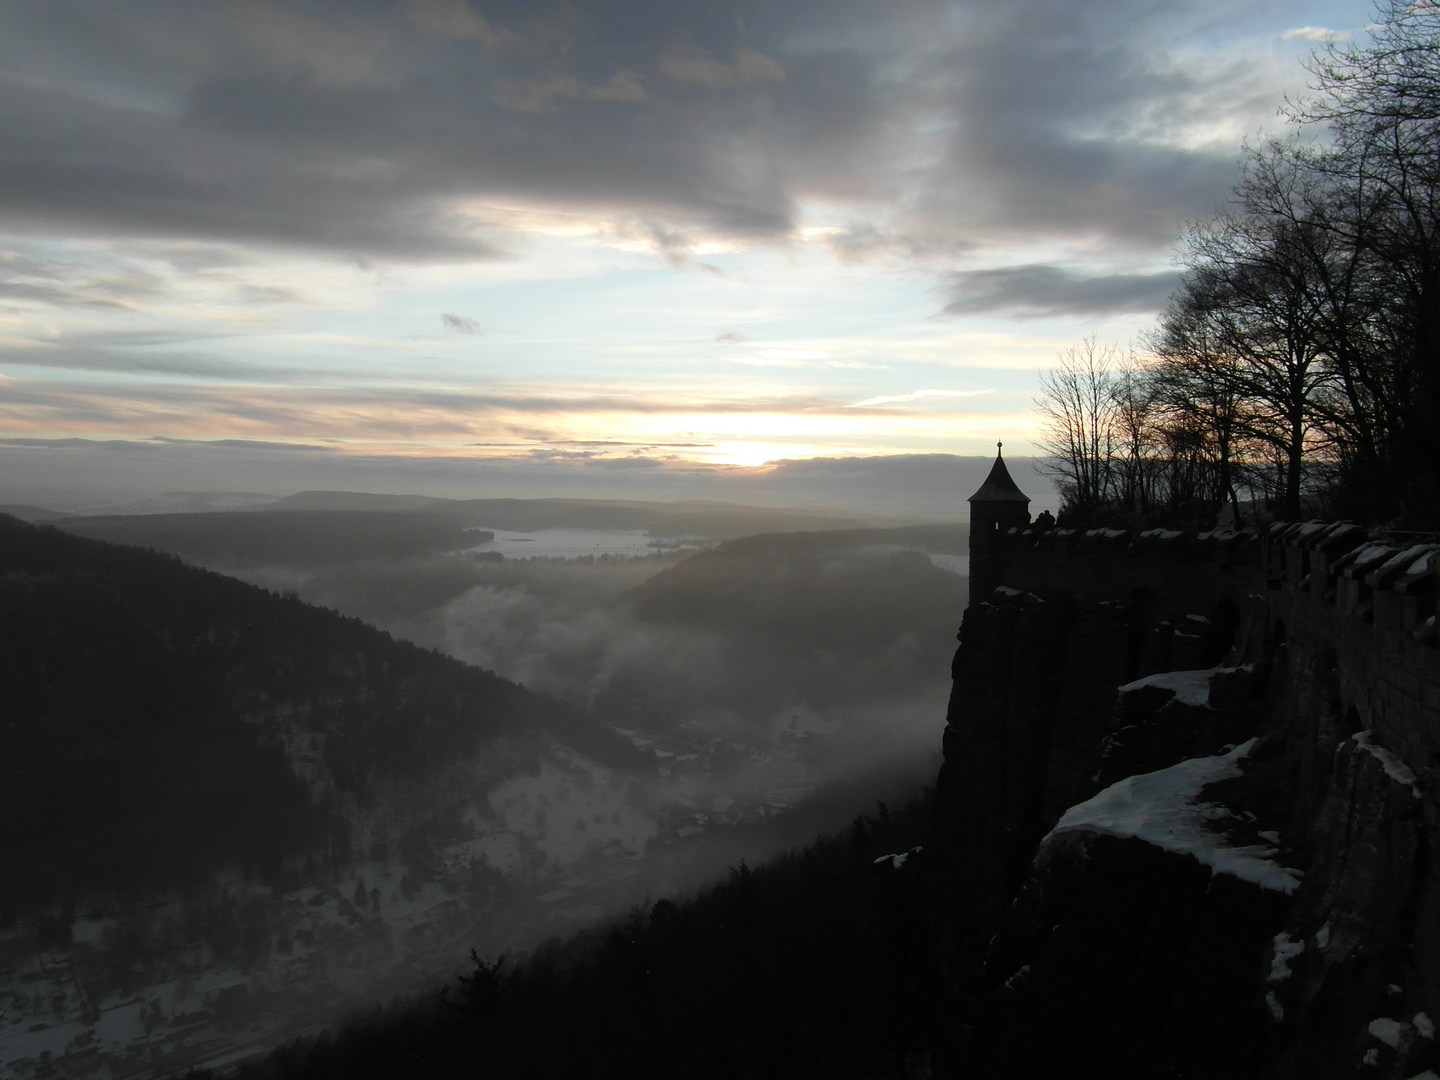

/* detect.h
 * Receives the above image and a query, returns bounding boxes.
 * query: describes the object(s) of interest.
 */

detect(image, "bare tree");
[1157,205,1341,518]
[1035,338,1124,519]
[1235,142,1392,513]
[1147,301,1250,517]
[1291,0,1440,515]
[1110,357,1161,515]
[1033,2,1440,526]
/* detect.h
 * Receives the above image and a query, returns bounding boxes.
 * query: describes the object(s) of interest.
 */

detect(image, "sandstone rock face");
[933,525,1440,1079]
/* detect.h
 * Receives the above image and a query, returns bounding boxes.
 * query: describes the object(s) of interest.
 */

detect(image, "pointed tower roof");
[968,442,1030,504]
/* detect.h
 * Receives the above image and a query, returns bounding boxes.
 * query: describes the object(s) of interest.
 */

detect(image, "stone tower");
[968,443,1031,600]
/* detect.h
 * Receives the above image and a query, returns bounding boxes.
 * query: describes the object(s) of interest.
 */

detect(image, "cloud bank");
[0,0,1307,261]
[940,265,1181,319]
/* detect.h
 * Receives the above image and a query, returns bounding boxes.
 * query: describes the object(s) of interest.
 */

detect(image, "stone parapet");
[985,520,1438,649]
[976,518,1440,799]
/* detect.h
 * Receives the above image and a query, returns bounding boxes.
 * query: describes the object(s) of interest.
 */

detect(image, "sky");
[0,0,1375,510]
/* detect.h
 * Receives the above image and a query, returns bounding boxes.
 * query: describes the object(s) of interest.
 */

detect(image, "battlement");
[986,520,1440,644]
[978,518,1440,779]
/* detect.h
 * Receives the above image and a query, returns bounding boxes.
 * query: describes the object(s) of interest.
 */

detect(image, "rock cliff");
[932,523,1440,1079]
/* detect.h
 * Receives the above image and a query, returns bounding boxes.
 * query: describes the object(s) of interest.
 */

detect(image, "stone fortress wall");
[935,511,1440,1077]
[985,520,1440,773]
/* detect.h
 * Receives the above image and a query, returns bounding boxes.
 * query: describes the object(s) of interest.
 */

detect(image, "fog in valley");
[190,511,971,883]
[2,497,968,1077]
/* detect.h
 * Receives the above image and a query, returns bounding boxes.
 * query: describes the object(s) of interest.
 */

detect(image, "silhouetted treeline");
[1039,3,1440,527]
[0,515,619,921]
[206,795,935,1080]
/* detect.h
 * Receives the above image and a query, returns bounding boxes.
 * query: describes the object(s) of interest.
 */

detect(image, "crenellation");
[968,515,1440,794]
[965,460,1440,820]
[986,520,1440,645]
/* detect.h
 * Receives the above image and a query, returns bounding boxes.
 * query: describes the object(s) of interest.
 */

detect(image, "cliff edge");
[932,522,1440,1079]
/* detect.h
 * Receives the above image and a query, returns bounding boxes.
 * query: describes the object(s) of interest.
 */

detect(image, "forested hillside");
[611,526,968,720]
[0,514,654,1078]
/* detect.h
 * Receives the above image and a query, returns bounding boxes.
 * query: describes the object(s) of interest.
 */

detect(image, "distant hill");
[275,493,899,538]
[582,525,969,725]
[47,496,910,571]
[271,491,450,513]
[0,513,594,914]
[431,497,890,538]
[74,491,280,515]
[626,526,968,647]
[53,510,482,567]
[0,503,71,522]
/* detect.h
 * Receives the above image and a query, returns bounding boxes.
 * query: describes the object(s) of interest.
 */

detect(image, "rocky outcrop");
[933,524,1440,1079]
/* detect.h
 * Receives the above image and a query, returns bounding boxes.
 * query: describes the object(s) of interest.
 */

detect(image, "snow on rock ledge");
[1047,739,1303,894]
[1116,664,1251,709]
[1353,731,1422,799]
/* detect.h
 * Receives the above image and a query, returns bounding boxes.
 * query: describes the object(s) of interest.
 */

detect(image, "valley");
[0,504,966,1079]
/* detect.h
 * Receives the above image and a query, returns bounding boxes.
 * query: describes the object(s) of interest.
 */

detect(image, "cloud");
[759,348,824,360]
[899,0,1290,249]
[1280,26,1346,41]
[471,440,714,449]
[492,68,648,113]
[728,356,886,369]
[239,284,303,304]
[656,44,785,90]
[145,435,334,452]
[0,2,804,258]
[939,264,1179,318]
[824,224,963,264]
[637,221,698,266]
[0,0,1297,264]
[0,280,129,309]
[441,312,483,333]
[0,341,307,380]
[401,0,510,48]
[715,329,750,345]
[0,247,166,309]
[0,374,873,445]
[846,389,994,408]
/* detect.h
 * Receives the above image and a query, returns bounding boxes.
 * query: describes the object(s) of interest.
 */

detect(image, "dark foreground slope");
[0,515,639,1078]
[214,797,935,1080]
